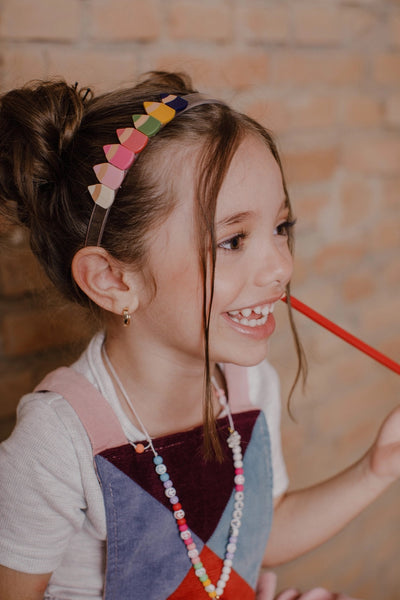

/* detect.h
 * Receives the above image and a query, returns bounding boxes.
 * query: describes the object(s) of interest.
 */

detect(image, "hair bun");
[0,80,90,228]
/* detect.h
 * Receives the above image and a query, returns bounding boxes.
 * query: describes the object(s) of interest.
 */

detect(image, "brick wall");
[0,1,399,597]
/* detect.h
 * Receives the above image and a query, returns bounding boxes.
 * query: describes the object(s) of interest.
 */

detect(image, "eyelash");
[218,232,247,251]
[274,218,297,237]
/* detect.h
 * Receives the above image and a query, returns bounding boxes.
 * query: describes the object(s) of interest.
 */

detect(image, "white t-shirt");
[0,332,288,599]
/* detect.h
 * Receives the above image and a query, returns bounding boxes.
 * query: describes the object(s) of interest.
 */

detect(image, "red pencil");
[282,296,400,376]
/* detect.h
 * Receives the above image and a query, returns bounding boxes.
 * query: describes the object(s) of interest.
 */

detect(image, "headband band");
[85,92,226,247]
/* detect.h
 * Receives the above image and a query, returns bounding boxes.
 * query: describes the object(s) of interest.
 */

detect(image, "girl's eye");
[274,219,297,237]
[218,233,246,251]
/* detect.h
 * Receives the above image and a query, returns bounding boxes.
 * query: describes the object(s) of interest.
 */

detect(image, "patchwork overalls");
[37,363,274,599]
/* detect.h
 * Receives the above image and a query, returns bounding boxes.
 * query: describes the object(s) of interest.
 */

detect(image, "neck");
[103,328,221,438]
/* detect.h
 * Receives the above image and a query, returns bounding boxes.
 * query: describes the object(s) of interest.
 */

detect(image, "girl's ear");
[71,247,141,316]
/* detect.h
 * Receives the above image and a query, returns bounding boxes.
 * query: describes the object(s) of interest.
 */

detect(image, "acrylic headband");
[85,92,226,247]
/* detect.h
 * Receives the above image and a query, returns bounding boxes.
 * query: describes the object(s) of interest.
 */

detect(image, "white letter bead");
[221,573,230,582]
[174,509,185,519]
[165,487,176,498]
[224,559,233,568]
[155,464,167,474]
[196,567,206,578]
[217,580,226,589]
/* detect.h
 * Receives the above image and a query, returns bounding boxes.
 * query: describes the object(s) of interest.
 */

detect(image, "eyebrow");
[216,210,255,228]
[216,198,289,228]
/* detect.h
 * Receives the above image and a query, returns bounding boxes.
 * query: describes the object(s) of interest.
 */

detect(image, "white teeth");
[230,315,268,328]
[227,302,277,326]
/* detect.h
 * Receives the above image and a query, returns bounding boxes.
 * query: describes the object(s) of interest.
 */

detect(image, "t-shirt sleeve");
[0,392,88,574]
[247,360,289,498]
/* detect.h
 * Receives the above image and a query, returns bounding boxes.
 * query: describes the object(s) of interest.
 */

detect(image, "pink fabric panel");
[34,367,127,455]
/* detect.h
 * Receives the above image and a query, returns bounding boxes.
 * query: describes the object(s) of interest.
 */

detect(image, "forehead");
[215,135,286,220]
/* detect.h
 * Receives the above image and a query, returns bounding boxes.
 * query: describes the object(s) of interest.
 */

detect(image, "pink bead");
[191,556,201,565]
[236,484,244,492]
[179,524,188,532]
[184,537,194,546]
[187,543,196,550]
[235,468,244,475]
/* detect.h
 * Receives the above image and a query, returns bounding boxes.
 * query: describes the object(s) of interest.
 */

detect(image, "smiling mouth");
[227,303,275,328]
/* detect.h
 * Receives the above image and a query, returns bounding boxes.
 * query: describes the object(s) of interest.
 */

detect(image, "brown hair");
[0,71,306,458]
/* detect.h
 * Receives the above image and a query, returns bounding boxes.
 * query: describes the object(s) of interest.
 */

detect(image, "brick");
[338,177,375,227]
[0,248,47,297]
[282,146,339,185]
[384,93,400,126]
[341,94,383,128]
[370,216,400,251]
[373,52,400,85]
[0,0,81,41]
[342,135,400,175]
[389,12,400,48]
[1,46,47,91]
[168,2,232,42]
[0,368,33,418]
[248,94,337,135]
[90,0,161,42]
[380,177,400,211]
[359,294,400,338]
[155,52,269,90]
[237,5,290,44]
[0,305,90,357]
[47,48,138,92]
[293,5,377,45]
[341,273,376,302]
[313,241,366,276]
[272,52,364,87]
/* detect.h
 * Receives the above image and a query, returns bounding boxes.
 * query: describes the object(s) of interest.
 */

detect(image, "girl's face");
[132,134,293,369]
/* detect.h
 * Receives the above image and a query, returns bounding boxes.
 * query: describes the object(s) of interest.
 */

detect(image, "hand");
[255,571,361,600]
[369,405,400,484]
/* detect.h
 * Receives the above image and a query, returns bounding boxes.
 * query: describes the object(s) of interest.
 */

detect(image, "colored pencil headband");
[282,295,400,375]
[85,92,226,247]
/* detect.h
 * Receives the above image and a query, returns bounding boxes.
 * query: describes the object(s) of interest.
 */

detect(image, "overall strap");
[35,367,127,455]
[224,363,252,412]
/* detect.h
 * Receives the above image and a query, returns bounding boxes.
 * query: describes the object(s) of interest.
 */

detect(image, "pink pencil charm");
[88,183,115,209]
[117,127,148,153]
[93,163,125,190]
[103,144,135,170]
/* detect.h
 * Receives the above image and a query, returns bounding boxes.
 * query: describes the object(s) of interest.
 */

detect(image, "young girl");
[0,71,399,600]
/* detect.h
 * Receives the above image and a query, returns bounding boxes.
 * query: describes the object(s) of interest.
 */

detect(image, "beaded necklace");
[103,349,245,599]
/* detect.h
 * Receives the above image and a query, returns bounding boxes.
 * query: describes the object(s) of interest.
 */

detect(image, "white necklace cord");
[102,346,158,456]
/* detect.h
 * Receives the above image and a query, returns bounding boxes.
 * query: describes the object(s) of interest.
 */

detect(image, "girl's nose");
[253,241,293,291]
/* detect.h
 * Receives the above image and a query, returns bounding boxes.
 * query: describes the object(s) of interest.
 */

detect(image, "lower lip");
[223,312,276,341]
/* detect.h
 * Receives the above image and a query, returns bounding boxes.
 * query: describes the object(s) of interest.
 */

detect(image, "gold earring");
[122,307,131,327]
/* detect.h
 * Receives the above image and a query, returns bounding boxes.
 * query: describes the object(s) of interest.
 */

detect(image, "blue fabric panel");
[95,455,204,600]
[207,412,273,589]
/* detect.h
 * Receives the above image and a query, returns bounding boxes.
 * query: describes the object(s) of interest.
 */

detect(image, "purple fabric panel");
[99,410,261,543]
